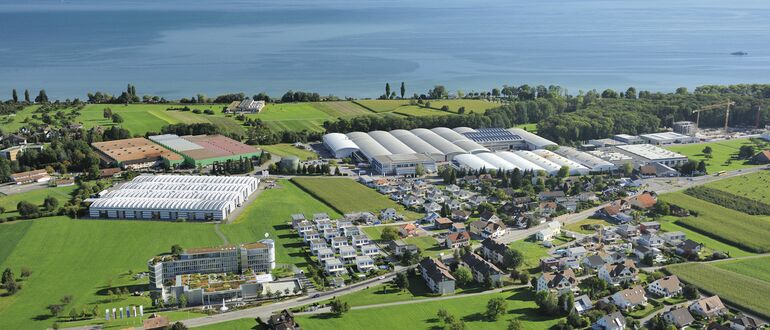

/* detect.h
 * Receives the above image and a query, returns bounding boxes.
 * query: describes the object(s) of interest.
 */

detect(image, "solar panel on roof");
[462,128,523,143]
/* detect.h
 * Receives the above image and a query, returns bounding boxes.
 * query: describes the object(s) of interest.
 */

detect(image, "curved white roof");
[411,128,466,157]
[512,150,562,175]
[104,189,242,202]
[507,128,557,149]
[367,131,415,155]
[452,154,497,171]
[454,140,490,154]
[475,152,518,171]
[347,132,392,160]
[531,149,589,175]
[452,127,477,134]
[132,174,259,186]
[323,133,359,156]
[90,197,234,212]
[494,151,545,172]
[555,147,615,171]
[431,127,489,153]
[389,129,444,157]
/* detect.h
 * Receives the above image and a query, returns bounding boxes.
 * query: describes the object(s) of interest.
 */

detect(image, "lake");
[0,0,769,99]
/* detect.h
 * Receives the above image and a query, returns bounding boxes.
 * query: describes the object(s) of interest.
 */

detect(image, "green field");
[428,100,501,114]
[563,218,612,234]
[0,217,223,329]
[514,123,538,132]
[291,178,420,220]
[393,105,455,117]
[197,289,560,330]
[220,179,340,268]
[666,138,762,172]
[361,225,401,241]
[353,100,410,113]
[259,144,318,160]
[250,103,334,133]
[0,185,78,220]
[658,217,754,258]
[714,256,770,283]
[0,105,42,132]
[667,260,770,319]
[705,170,770,204]
[508,240,550,273]
[659,192,770,253]
[327,276,433,307]
[403,236,449,257]
[311,101,373,118]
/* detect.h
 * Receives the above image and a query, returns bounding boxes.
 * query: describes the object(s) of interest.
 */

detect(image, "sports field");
[259,144,318,160]
[0,185,77,220]
[659,192,770,253]
[291,178,420,220]
[667,258,770,319]
[705,170,770,204]
[0,217,223,329]
[220,179,340,268]
[196,289,560,330]
[666,138,762,172]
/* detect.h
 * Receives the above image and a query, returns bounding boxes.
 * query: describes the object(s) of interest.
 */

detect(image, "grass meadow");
[714,256,770,283]
[658,217,755,258]
[0,185,77,220]
[705,170,770,204]
[665,138,763,172]
[508,240,550,274]
[659,192,770,253]
[291,178,421,220]
[259,144,318,160]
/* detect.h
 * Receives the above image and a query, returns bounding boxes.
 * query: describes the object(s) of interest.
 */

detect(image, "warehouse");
[462,128,527,151]
[494,151,546,172]
[89,175,260,221]
[452,154,497,171]
[371,154,437,175]
[368,131,416,155]
[149,134,261,167]
[614,144,688,167]
[410,128,467,160]
[639,132,698,145]
[389,129,444,161]
[587,149,634,167]
[613,134,644,145]
[475,152,518,171]
[431,127,489,154]
[346,131,392,161]
[323,133,359,158]
[512,150,562,175]
[92,137,184,169]
[508,128,557,150]
[531,149,590,175]
[555,147,616,172]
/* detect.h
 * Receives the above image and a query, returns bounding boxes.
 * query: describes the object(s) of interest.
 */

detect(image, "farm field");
[393,105,454,117]
[250,103,333,133]
[0,185,77,220]
[705,170,770,204]
[291,177,421,220]
[220,179,341,268]
[428,99,501,113]
[0,216,223,329]
[658,217,755,258]
[666,138,763,172]
[259,143,318,160]
[197,289,560,330]
[713,255,770,283]
[0,105,41,132]
[508,240,550,273]
[667,261,770,319]
[0,221,32,265]
[659,192,770,253]
[353,100,410,112]
[311,101,373,118]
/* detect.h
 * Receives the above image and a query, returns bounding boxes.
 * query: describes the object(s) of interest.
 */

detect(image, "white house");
[355,255,375,272]
[331,236,350,251]
[536,269,577,295]
[419,258,455,295]
[536,221,562,241]
[380,208,398,220]
[647,275,682,298]
[689,296,727,318]
[317,248,335,261]
[339,246,357,260]
[598,259,638,286]
[324,258,346,276]
[360,244,380,256]
[594,311,626,330]
[611,286,647,310]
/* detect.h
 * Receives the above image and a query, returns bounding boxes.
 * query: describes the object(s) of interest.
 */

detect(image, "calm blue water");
[1,0,769,99]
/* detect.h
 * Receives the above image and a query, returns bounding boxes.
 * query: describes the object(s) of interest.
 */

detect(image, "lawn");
[705,170,770,205]
[361,225,401,241]
[330,275,432,307]
[197,289,561,330]
[0,221,32,265]
[0,185,78,220]
[713,255,770,283]
[0,216,223,329]
[311,102,373,118]
[0,105,41,133]
[404,236,449,257]
[659,192,770,253]
[291,178,421,220]
[353,100,410,113]
[563,218,612,234]
[393,105,455,117]
[248,103,333,133]
[665,138,763,172]
[667,261,770,319]
[514,123,538,133]
[508,240,550,274]
[658,217,755,258]
[428,100,501,114]
[220,179,341,268]
[260,144,318,160]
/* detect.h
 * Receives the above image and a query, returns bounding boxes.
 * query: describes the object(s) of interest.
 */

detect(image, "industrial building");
[495,151,546,172]
[460,127,527,150]
[587,138,627,148]
[149,134,261,167]
[88,175,260,221]
[613,134,644,145]
[371,154,437,175]
[614,144,688,167]
[639,132,699,145]
[508,128,558,149]
[226,99,265,113]
[92,137,184,169]
[673,121,697,136]
[587,149,634,167]
[555,147,616,172]
[531,149,590,175]
[148,240,276,289]
[431,127,489,154]
[452,154,497,171]
[323,133,359,158]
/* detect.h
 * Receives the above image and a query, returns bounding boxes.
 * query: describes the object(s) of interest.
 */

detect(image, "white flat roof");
[615,144,686,160]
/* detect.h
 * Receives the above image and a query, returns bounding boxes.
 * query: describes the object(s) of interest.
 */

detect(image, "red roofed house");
[445,231,471,249]
[399,223,417,237]
[629,191,657,210]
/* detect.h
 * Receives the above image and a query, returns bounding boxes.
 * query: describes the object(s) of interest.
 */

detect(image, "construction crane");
[692,100,736,132]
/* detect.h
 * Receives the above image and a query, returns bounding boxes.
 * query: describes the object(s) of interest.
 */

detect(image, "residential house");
[424,202,441,213]
[536,221,562,241]
[297,221,314,235]
[593,311,626,330]
[676,239,704,256]
[455,189,473,201]
[599,200,632,223]
[633,245,661,261]
[323,227,340,241]
[647,275,682,298]
[447,199,464,210]
[317,248,335,261]
[539,201,558,216]
[599,259,638,286]
[661,231,686,244]
[303,230,320,242]
[380,208,398,221]
[309,239,328,254]
[434,217,453,230]
[445,184,461,194]
[360,244,380,256]
[629,191,657,210]
[469,220,487,237]
[729,315,765,330]
[468,195,488,207]
[316,219,333,231]
[540,257,561,272]
[482,222,507,239]
[573,294,594,315]
[539,191,566,201]
[537,269,578,295]
[689,296,727,318]
[480,238,507,266]
[426,192,445,204]
[399,223,418,237]
[451,210,471,222]
[331,236,349,251]
[639,221,661,233]
[577,192,600,203]
[450,223,466,233]
[479,211,501,223]
[664,308,695,329]
[313,213,330,222]
[402,195,425,208]
[566,246,588,258]
[615,224,639,238]
[445,231,471,249]
[351,234,370,247]
[461,252,505,286]
[638,233,665,247]
[419,258,455,295]
[342,226,362,237]
[389,240,418,256]
[355,255,375,272]
[582,255,606,271]
[339,246,357,261]
[324,258,345,276]
[290,214,306,229]
[611,286,648,310]
[423,212,440,225]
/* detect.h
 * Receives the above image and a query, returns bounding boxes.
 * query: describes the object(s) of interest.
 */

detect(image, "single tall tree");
[400,82,406,99]
[385,83,391,98]
[12,89,18,103]
[24,89,30,103]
